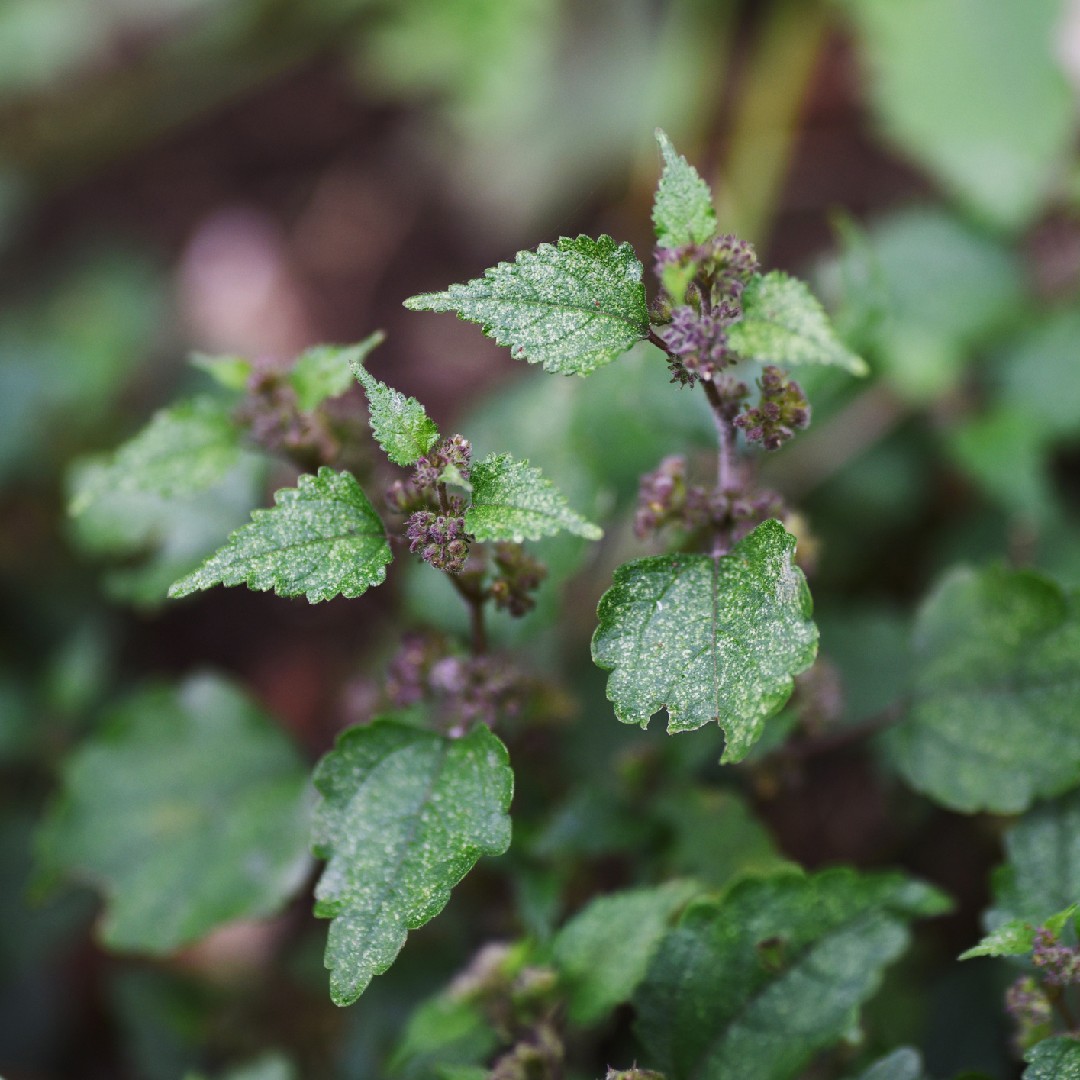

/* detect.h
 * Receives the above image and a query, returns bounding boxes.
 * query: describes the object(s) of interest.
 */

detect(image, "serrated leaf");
[635,868,949,1080]
[960,904,1078,960]
[289,336,382,413]
[988,789,1080,930]
[350,342,440,466]
[311,720,513,1005]
[592,520,818,763]
[465,453,602,542]
[69,395,243,514]
[404,235,649,376]
[169,467,391,603]
[551,880,700,1025]
[728,272,868,376]
[1024,1038,1080,1079]
[888,566,1080,813]
[35,674,311,953]
[652,128,717,249]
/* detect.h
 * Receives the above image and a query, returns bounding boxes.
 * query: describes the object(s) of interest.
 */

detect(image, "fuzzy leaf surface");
[552,880,700,1025]
[70,395,242,513]
[888,567,1080,813]
[960,904,1078,960]
[728,271,868,375]
[169,467,391,603]
[1024,1038,1080,1079]
[652,128,717,249]
[289,336,381,413]
[635,868,950,1080]
[592,520,818,762]
[350,344,440,466]
[36,674,311,952]
[311,720,513,1005]
[404,235,649,375]
[465,453,601,542]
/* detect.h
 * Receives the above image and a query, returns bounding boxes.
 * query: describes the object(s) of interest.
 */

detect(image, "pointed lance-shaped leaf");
[404,235,649,376]
[652,128,718,249]
[727,271,869,376]
[311,719,513,1005]
[169,467,392,603]
[465,453,602,542]
[634,868,950,1080]
[288,334,383,413]
[592,520,818,763]
[349,341,441,467]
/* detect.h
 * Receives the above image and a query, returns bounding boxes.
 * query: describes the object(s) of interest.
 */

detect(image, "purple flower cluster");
[489,543,547,617]
[633,455,707,538]
[1032,926,1080,987]
[734,366,810,451]
[406,510,470,572]
[414,433,472,489]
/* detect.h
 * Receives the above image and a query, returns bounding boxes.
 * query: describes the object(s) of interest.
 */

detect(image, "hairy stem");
[1048,985,1078,1032]
[449,572,488,656]
[703,378,737,496]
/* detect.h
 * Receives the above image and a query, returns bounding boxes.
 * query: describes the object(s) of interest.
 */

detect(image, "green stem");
[448,570,488,657]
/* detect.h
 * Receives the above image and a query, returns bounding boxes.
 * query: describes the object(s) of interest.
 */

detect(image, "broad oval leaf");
[634,868,950,1080]
[1024,1037,1080,1079]
[592,520,818,763]
[404,234,649,376]
[888,566,1080,813]
[652,128,717,249]
[466,452,602,542]
[69,395,244,514]
[311,719,513,1005]
[169,467,392,603]
[728,271,868,376]
[350,342,441,467]
[35,673,312,953]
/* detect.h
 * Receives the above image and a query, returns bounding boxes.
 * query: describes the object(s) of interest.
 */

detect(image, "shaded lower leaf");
[852,1048,926,1080]
[311,720,513,1005]
[1024,1037,1080,1079]
[592,520,818,762]
[889,566,1080,813]
[36,674,312,953]
[634,868,950,1080]
[169,467,391,603]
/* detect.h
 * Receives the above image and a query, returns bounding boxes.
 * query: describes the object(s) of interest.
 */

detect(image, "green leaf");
[465,453,602,542]
[592,520,818,763]
[634,868,949,1080]
[190,352,253,391]
[36,674,311,953]
[349,339,441,466]
[888,566,1080,813]
[404,235,649,375]
[169,467,391,603]
[727,271,868,376]
[960,904,1079,960]
[1024,1038,1080,1079]
[289,336,382,413]
[989,788,1080,928]
[311,720,513,1005]
[552,880,700,1025]
[652,128,717,249]
[389,994,500,1079]
[69,395,243,513]
[853,1048,926,1080]
[840,0,1074,230]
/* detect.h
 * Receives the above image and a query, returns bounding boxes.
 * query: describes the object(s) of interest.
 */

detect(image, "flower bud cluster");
[734,366,810,451]
[653,234,759,386]
[1032,926,1080,987]
[406,508,470,572]
[633,455,708,539]
[1005,975,1053,1049]
[414,433,472,489]
[489,543,547,617]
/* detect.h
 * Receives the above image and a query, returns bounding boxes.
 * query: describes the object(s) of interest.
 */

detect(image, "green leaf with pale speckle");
[169,467,391,603]
[311,719,513,1005]
[465,453,602,542]
[349,339,440,466]
[69,395,244,514]
[1024,1038,1080,1079]
[551,879,700,1025]
[959,904,1078,960]
[727,271,868,376]
[404,235,649,376]
[634,868,950,1080]
[652,129,718,249]
[887,567,1080,813]
[289,335,382,413]
[35,673,312,953]
[592,520,818,763]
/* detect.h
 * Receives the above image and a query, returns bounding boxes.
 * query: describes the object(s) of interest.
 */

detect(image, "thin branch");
[448,571,488,656]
